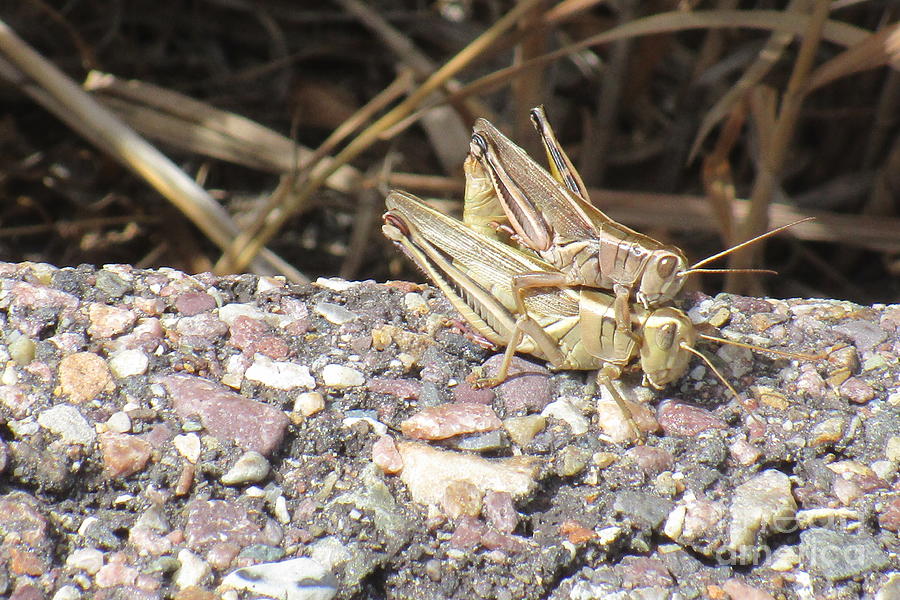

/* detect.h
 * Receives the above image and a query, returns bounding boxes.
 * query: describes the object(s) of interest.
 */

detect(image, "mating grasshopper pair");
[383,108,813,440]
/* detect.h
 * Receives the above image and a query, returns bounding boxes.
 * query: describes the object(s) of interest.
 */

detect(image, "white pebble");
[274,495,291,524]
[294,392,325,416]
[322,364,365,388]
[65,548,104,574]
[105,411,132,433]
[541,399,589,436]
[108,349,149,377]
[245,354,315,390]
[173,433,202,463]
[174,549,210,589]
[37,405,95,446]
[314,301,358,324]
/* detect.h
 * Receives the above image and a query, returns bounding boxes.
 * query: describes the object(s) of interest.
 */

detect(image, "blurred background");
[0,0,897,303]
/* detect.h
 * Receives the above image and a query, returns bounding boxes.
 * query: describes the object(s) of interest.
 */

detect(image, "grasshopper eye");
[657,255,677,278]
[655,323,676,350]
[383,213,410,236]
[470,134,489,157]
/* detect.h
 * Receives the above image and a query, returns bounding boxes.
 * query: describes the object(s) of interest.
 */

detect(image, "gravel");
[0,262,897,599]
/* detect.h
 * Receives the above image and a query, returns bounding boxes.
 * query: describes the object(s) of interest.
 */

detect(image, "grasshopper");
[465,107,806,339]
[384,190,752,440]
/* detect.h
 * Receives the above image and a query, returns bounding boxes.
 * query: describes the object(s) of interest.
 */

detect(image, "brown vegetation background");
[0,0,898,303]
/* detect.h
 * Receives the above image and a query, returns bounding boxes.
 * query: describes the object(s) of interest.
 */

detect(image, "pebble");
[184,499,267,552]
[314,301,358,325]
[163,374,289,457]
[664,497,726,546]
[396,442,539,506]
[87,303,137,338]
[65,548,105,574]
[245,355,316,390]
[556,445,591,477]
[886,436,900,463]
[618,556,673,589]
[810,417,844,446]
[614,491,675,529]
[371,436,403,474]
[450,430,509,452]
[221,451,270,485]
[99,432,153,478]
[502,415,546,447]
[839,377,875,404]
[799,528,889,581]
[105,411,132,434]
[96,268,132,297]
[657,401,727,437]
[95,558,139,587]
[625,446,674,475]
[294,391,325,416]
[878,498,900,532]
[400,403,501,440]
[729,439,762,466]
[834,319,887,352]
[483,491,517,533]
[727,470,797,553]
[37,404,95,446]
[175,291,217,316]
[403,292,429,314]
[451,382,495,405]
[321,364,365,388]
[594,393,659,443]
[108,348,150,378]
[174,433,202,463]
[52,585,82,600]
[7,331,35,365]
[174,549,211,589]
[58,352,114,403]
[482,355,552,412]
[221,557,338,600]
[441,480,483,519]
[366,378,421,400]
[217,303,268,326]
[721,579,775,600]
[541,399,589,436]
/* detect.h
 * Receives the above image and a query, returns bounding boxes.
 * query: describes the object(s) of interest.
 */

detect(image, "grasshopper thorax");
[635,249,690,308]
[639,306,696,389]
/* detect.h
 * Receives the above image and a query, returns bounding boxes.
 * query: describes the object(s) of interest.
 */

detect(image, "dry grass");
[0,1,897,302]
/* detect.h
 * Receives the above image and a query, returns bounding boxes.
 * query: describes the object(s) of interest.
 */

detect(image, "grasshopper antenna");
[679,343,747,408]
[684,217,814,273]
[697,333,826,362]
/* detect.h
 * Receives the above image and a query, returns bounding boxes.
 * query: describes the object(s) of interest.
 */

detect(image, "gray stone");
[613,491,675,529]
[799,528,889,581]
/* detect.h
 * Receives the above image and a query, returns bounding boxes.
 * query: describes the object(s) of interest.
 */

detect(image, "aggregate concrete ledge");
[0,262,897,600]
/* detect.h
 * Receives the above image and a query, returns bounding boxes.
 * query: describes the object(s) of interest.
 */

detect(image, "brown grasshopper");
[384,190,812,440]
[465,107,807,339]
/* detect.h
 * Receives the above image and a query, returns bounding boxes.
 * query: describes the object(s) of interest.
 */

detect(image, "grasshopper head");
[639,307,696,389]
[636,249,689,307]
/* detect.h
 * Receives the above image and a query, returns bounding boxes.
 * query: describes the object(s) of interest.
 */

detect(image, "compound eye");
[657,255,677,278]
[655,322,676,350]
[471,133,488,156]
